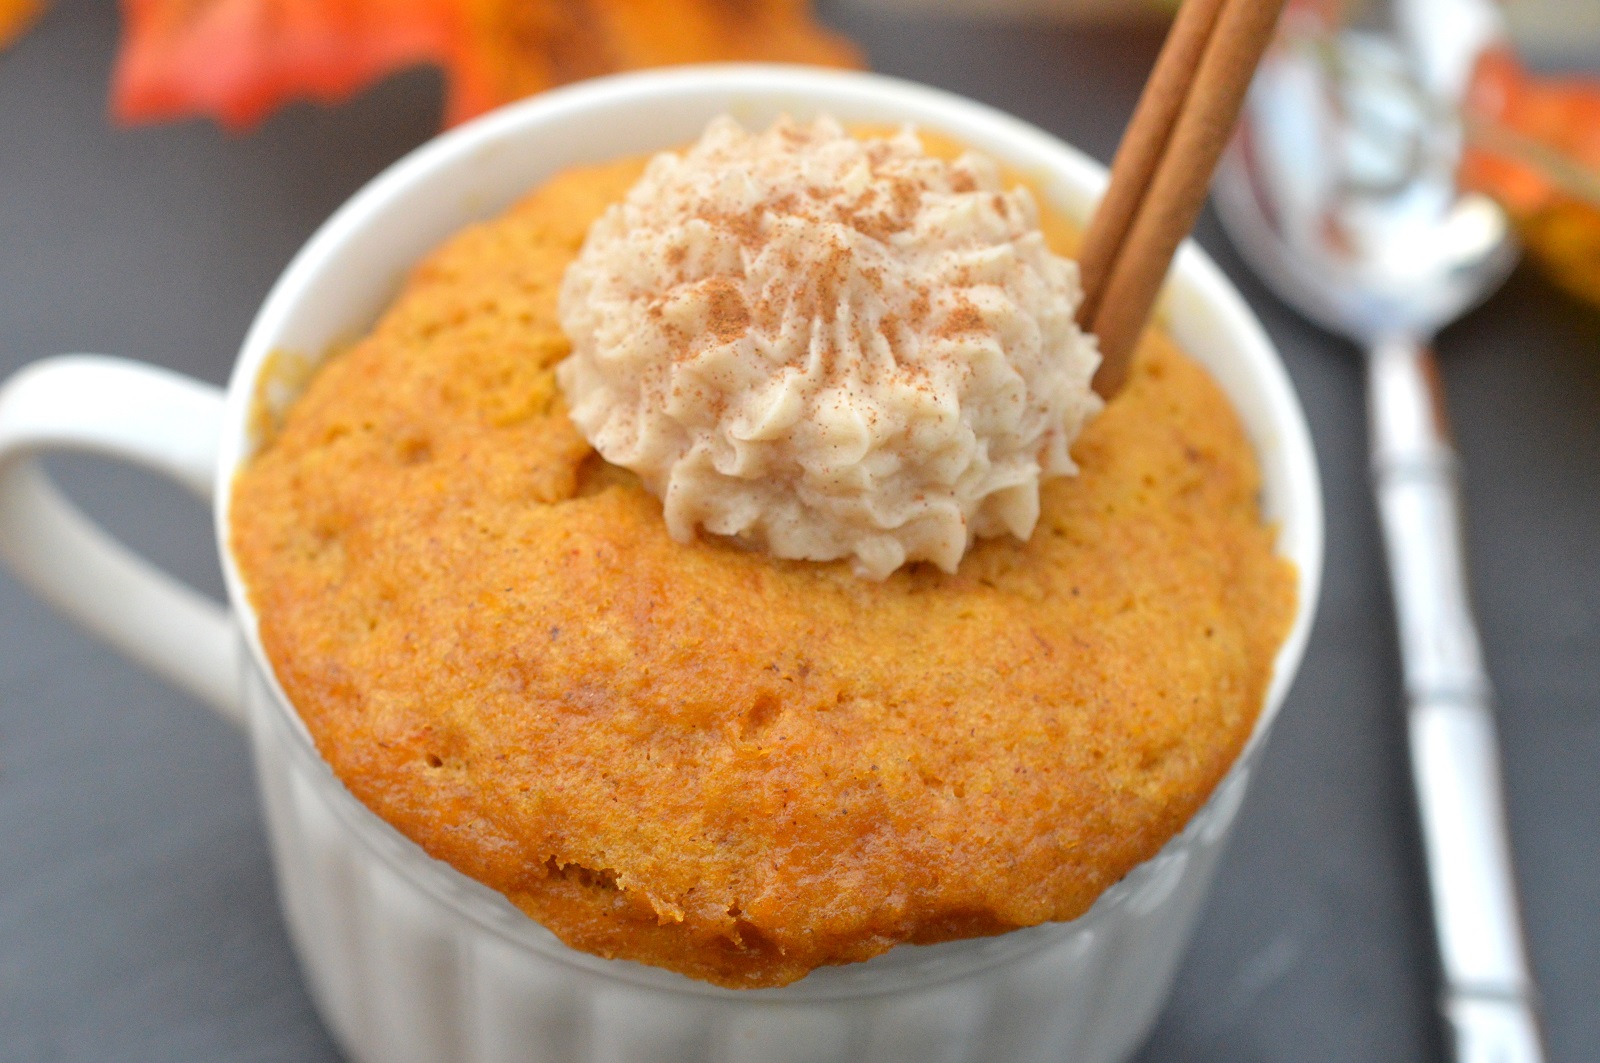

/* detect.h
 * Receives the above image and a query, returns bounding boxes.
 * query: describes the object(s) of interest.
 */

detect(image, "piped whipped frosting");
[557,115,1102,579]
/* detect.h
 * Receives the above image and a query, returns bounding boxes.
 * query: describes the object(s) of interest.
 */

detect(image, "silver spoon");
[1213,6,1547,1063]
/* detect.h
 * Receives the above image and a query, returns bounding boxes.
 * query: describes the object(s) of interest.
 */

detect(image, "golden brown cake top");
[229,150,1296,988]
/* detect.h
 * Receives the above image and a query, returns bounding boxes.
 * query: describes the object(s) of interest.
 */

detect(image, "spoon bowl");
[1215,21,1517,344]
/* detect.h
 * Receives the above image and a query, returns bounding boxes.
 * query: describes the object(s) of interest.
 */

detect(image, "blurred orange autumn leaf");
[1463,50,1600,308]
[0,0,44,51]
[110,0,861,131]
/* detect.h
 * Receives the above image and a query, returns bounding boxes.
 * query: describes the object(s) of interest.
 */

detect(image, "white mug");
[0,65,1322,1063]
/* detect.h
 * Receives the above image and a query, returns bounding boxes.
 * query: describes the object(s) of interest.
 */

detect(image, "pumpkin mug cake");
[0,68,1321,1063]
[230,110,1297,988]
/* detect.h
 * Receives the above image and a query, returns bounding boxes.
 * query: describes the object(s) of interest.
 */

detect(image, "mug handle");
[0,355,244,727]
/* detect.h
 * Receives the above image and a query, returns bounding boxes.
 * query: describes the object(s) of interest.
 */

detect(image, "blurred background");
[835,0,1600,62]
[0,2,1595,1062]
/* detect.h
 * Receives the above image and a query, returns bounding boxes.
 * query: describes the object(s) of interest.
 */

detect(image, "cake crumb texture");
[229,152,1296,989]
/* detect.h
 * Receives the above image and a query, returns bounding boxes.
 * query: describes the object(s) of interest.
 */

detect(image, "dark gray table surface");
[2,3,1596,1061]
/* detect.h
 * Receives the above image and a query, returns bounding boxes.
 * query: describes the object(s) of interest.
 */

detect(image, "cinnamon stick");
[1075,0,1229,332]
[1085,0,1289,398]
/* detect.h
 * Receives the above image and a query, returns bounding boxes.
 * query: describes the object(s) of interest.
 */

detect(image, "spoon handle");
[1366,336,1545,1063]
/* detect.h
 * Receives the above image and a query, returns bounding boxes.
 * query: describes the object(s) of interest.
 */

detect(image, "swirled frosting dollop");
[556,115,1102,579]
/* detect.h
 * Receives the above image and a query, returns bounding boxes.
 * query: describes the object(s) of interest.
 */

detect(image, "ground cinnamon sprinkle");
[701,278,750,344]
[939,299,985,338]
[557,114,1104,578]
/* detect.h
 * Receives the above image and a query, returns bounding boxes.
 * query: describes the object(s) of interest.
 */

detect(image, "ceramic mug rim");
[212,63,1324,1000]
